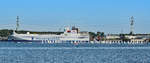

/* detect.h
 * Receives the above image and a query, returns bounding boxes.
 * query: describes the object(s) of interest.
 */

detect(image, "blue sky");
[0,0,150,34]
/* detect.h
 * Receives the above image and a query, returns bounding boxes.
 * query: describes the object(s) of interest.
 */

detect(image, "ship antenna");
[16,16,19,31]
[130,16,134,35]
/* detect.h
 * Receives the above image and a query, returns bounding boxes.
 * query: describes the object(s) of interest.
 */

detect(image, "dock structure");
[91,16,150,43]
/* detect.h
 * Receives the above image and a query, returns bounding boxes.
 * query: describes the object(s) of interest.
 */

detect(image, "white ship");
[8,26,90,43]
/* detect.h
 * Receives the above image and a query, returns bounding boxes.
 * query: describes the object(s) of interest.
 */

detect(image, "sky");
[0,0,150,34]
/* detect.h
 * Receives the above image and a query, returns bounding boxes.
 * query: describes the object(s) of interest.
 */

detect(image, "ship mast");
[16,16,19,31]
[130,16,134,35]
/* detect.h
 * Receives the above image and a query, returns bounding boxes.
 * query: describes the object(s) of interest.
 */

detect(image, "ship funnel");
[64,27,70,32]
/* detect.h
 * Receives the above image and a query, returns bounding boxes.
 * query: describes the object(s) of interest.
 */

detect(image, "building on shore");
[103,34,150,43]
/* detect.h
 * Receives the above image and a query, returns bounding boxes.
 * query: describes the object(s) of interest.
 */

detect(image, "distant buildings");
[102,34,150,43]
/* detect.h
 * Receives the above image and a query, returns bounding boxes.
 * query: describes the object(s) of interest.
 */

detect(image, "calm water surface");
[0,41,150,63]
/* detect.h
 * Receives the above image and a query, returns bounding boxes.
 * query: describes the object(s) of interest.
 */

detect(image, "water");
[0,41,150,63]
